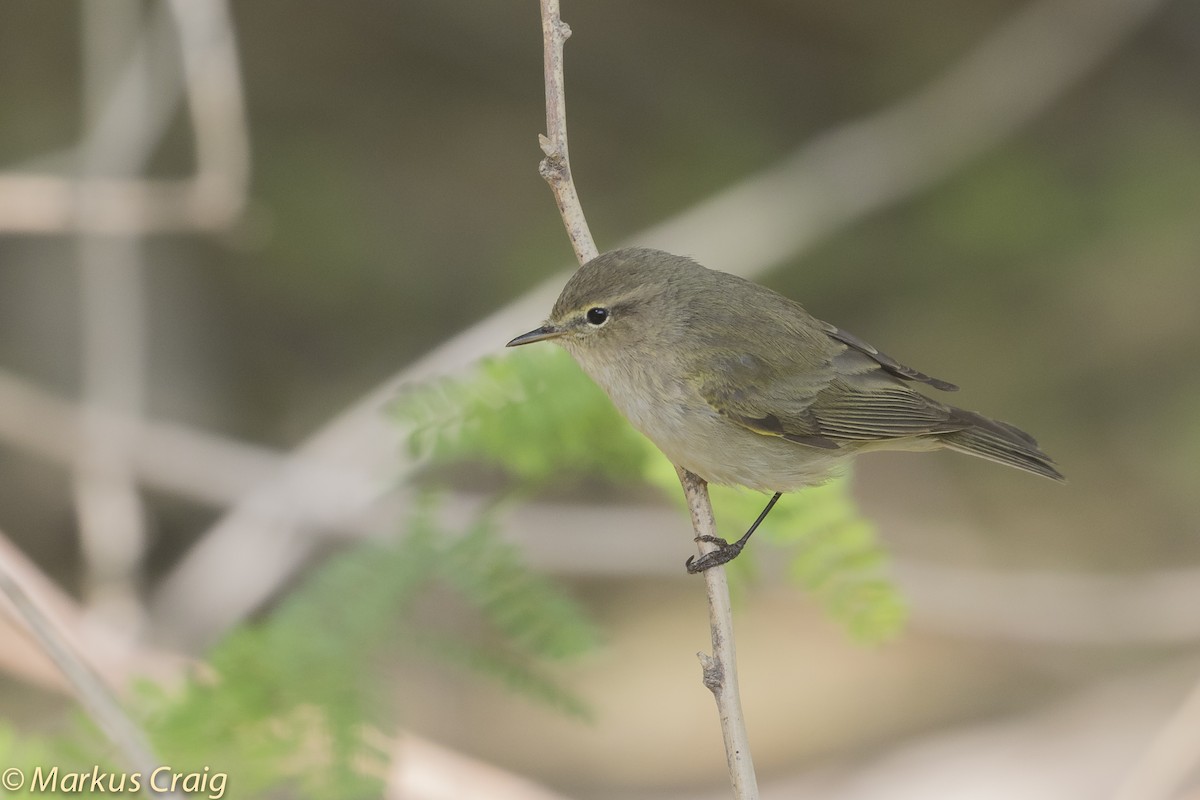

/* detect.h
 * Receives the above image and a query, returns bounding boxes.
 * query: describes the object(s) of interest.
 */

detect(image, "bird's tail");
[939,408,1064,482]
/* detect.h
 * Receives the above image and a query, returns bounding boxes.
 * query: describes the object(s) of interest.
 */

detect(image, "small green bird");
[508,248,1063,572]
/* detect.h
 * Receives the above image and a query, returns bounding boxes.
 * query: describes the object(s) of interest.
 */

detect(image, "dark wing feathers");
[689,304,1061,479]
[941,408,1064,481]
[697,322,965,449]
[811,390,961,440]
[821,322,959,392]
[723,411,841,449]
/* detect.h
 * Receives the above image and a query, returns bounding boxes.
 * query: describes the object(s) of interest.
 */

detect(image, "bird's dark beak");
[506,324,565,347]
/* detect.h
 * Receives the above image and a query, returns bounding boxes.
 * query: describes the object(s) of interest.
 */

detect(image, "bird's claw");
[685,535,745,574]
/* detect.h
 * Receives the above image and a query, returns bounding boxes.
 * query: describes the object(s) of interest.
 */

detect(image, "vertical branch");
[535,2,758,796]
[676,467,760,798]
[74,0,157,637]
[537,0,598,265]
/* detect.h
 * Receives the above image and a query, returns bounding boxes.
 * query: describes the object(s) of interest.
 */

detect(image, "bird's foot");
[683,492,781,574]
[685,535,746,574]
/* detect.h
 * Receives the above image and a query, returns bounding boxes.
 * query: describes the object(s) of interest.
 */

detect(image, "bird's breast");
[573,351,848,492]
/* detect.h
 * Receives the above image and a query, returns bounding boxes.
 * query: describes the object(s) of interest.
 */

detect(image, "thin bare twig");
[535,0,592,268]
[537,0,597,265]
[0,532,187,693]
[0,532,183,799]
[677,468,760,797]
[536,1,758,794]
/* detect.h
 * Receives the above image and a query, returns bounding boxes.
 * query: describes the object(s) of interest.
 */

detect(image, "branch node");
[698,651,724,694]
[538,154,568,185]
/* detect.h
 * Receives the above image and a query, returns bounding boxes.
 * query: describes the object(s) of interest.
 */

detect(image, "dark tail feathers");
[939,409,1064,482]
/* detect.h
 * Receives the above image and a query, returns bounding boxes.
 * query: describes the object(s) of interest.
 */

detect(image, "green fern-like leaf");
[783,507,906,641]
[395,348,906,640]
[436,512,601,661]
[393,347,654,485]
[137,499,597,797]
[411,631,593,720]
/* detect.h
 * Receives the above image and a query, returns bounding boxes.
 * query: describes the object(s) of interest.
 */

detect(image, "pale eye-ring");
[586,307,609,326]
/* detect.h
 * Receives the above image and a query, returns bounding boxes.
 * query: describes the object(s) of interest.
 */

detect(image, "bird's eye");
[586,307,609,326]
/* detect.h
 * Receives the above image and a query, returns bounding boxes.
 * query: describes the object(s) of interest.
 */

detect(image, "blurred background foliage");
[1,0,1200,798]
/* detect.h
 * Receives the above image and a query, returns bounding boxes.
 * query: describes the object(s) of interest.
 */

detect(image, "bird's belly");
[617,393,847,493]
[578,354,847,492]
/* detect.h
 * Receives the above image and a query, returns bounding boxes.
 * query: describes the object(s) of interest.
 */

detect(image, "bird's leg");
[686,492,782,574]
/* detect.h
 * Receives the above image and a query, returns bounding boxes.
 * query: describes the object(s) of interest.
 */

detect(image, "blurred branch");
[10,358,1200,651]
[0,530,183,798]
[893,557,1200,646]
[0,530,187,693]
[64,0,249,634]
[11,484,1200,800]
[150,0,1162,648]
[0,367,380,527]
[388,732,571,800]
[636,0,1168,268]
[0,0,247,235]
[0,530,558,800]
[166,0,251,213]
[0,174,245,235]
[76,1,180,175]
[497,503,1200,647]
[752,659,1200,800]
[73,0,156,635]
[1112,674,1200,800]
